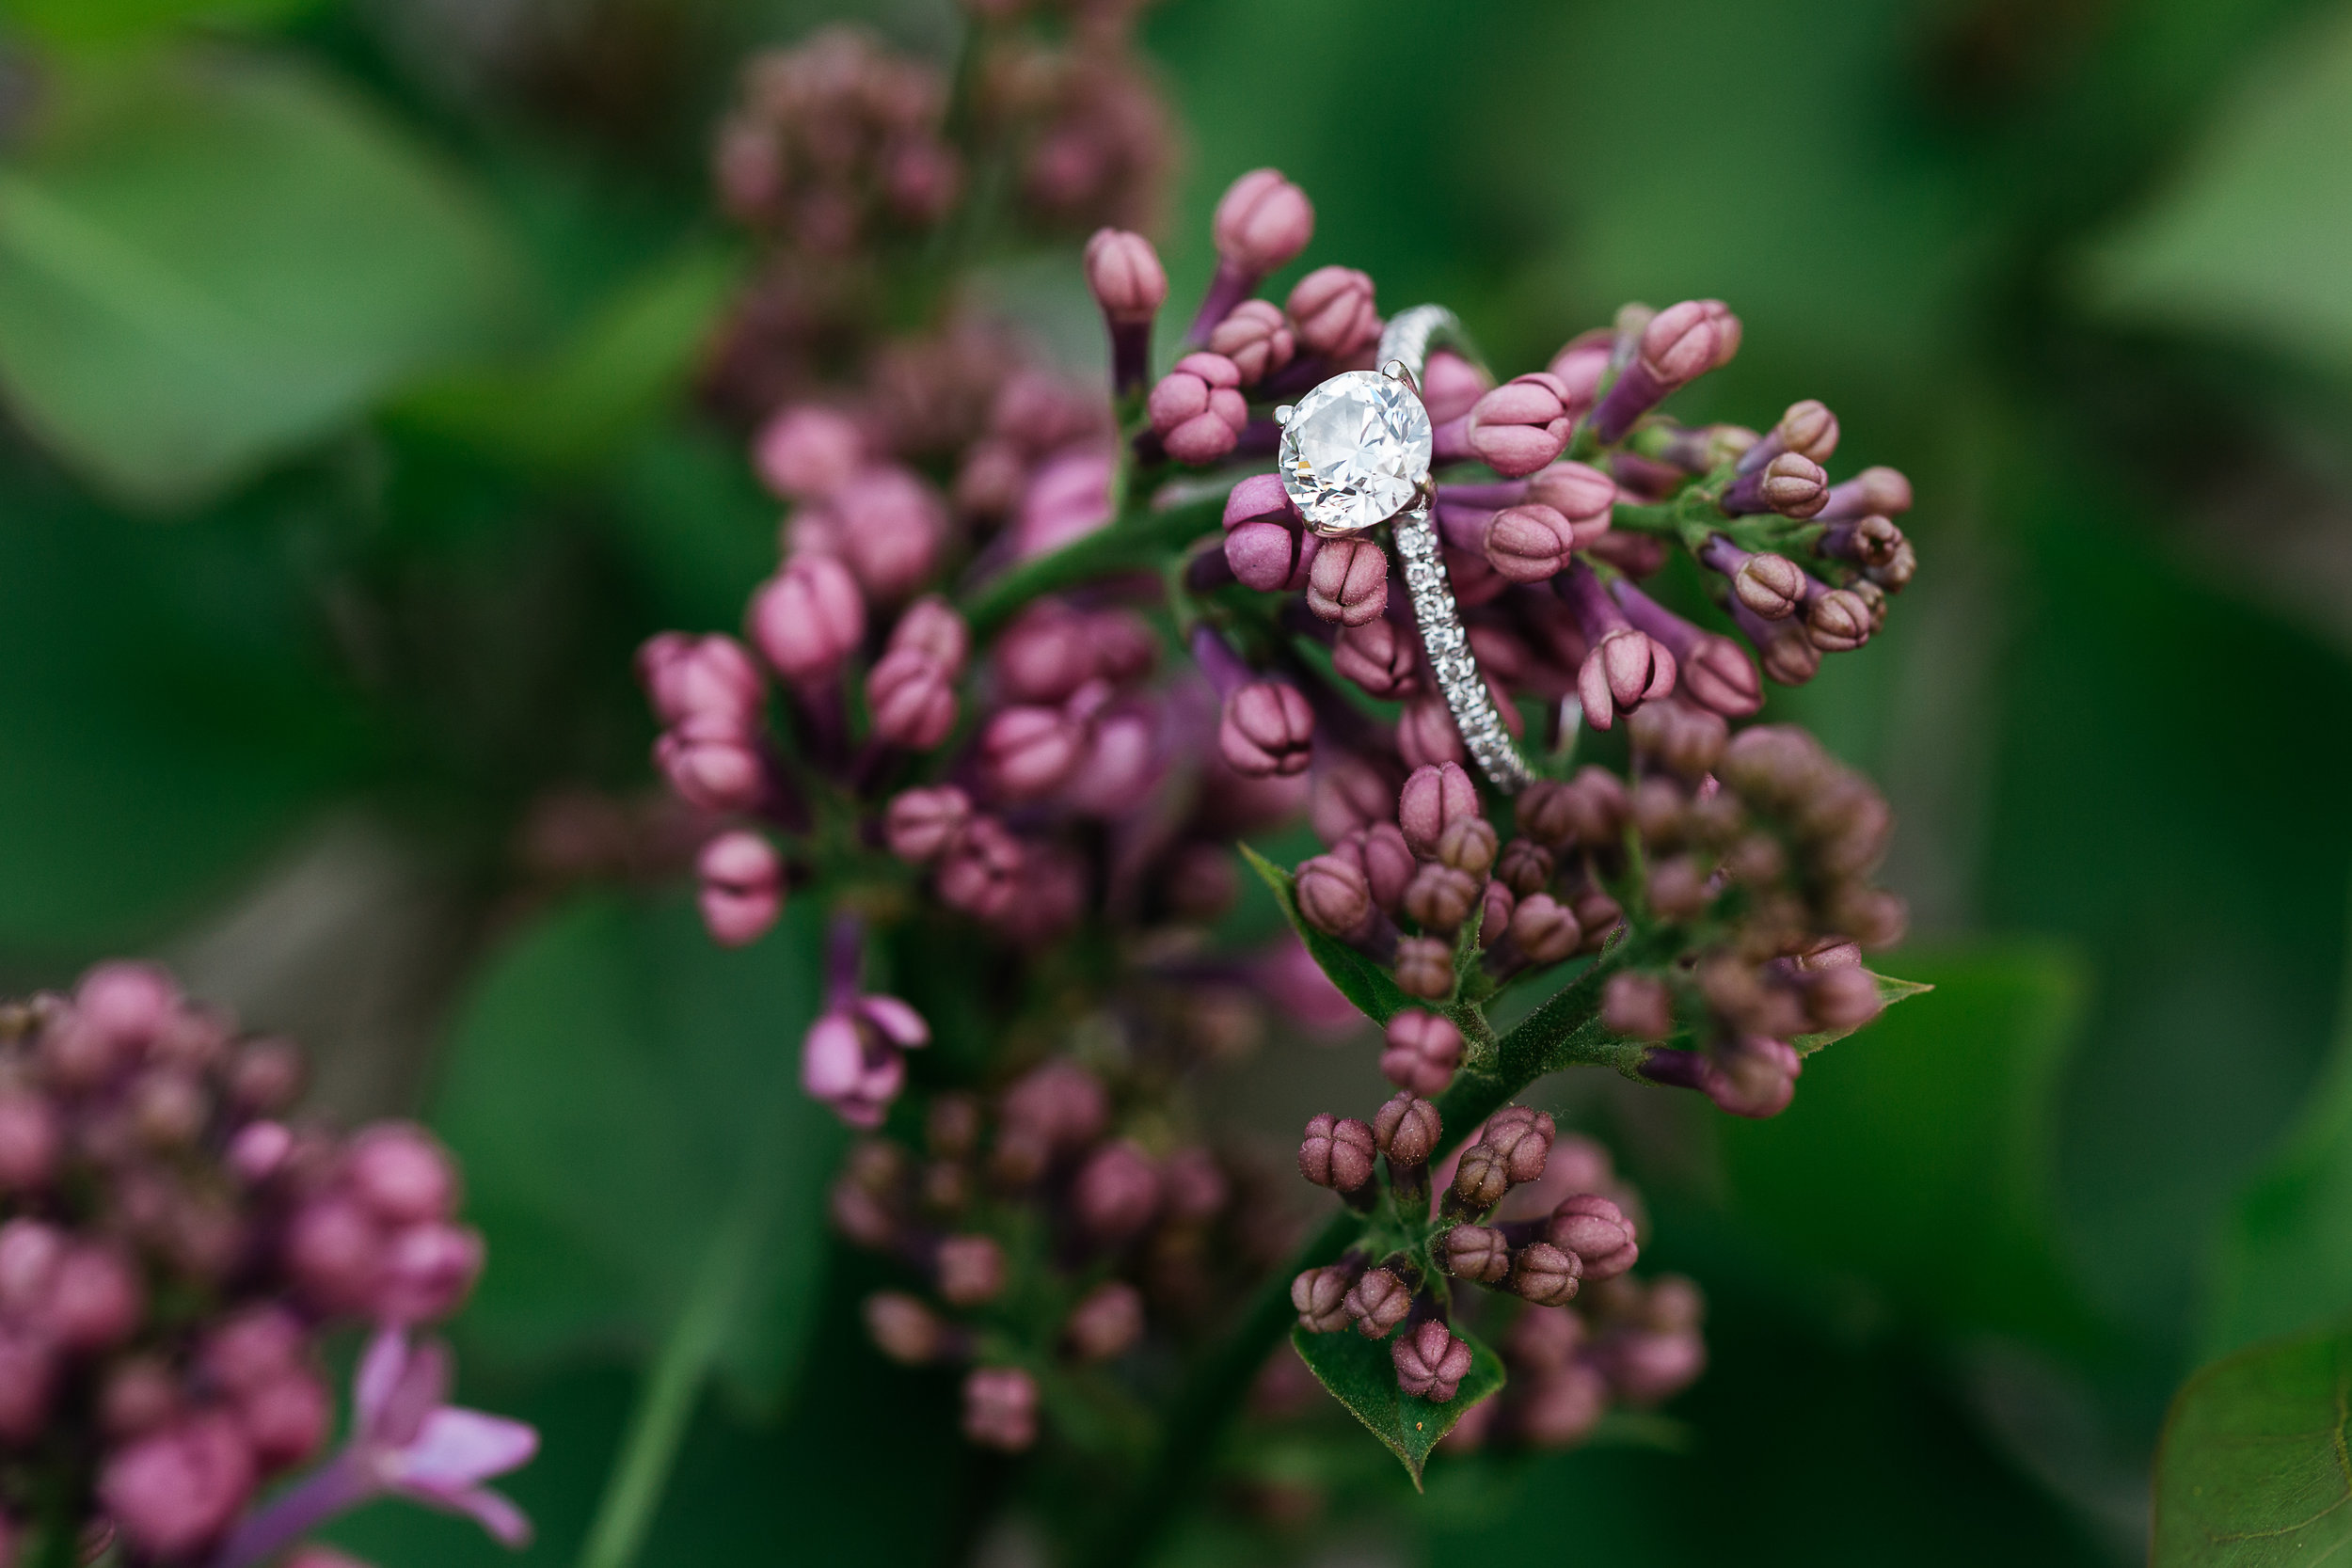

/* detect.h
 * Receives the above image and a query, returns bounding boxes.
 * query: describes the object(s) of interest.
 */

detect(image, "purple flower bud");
[1393,937,1456,1001]
[1805,586,1873,653]
[375,1220,485,1323]
[1207,298,1295,384]
[886,595,970,675]
[936,816,1025,920]
[1468,373,1573,478]
[1084,228,1166,324]
[201,1305,306,1395]
[1579,629,1677,732]
[345,1122,459,1227]
[1705,1036,1804,1118]
[1148,353,1248,465]
[1074,1140,1161,1241]
[285,1196,384,1315]
[1549,1193,1639,1279]
[1295,853,1373,938]
[1504,895,1581,968]
[1391,1320,1473,1402]
[1452,1144,1509,1211]
[103,1354,181,1439]
[1438,1224,1510,1283]
[696,831,785,947]
[883,785,971,864]
[1602,974,1676,1039]
[1402,863,1480,936]
[0,1326,51,1442]
[1343,1267,1412,1338]
[1521,1362,1610,1447]
[1011,447,1114,559]
[1361,823,1417,911]
[1213,168,1313,276]
[77,961,180,1054]
[866,646,959,750]
[1303,535,1388,626]
[639,633,766,736]
[754,404,865,502]
[100,1412,255,1560]
[936,1235,1007,1306]
[1297,1113,1377,1192]
[1548,329,1613,412]
[1817,465,1913,521]
[1218,681,1314,779]
[1602,1331,1707,1404]
[1381,1015,1462,1099]
[1329,618,1418,700]
[810,467,949,603]
[240,1368,330,1470]
[1065,1281,1145,1361]
[961,1367,1039,1451]
[0,1093,57,1190]
[1060,705,1161,816]
[1804,963,1884,1032]
[40,1242,142,1352]
[1292,1262,1360,1333]
[1736,398,1840,476]
[1483,1107,1555,1184]
[750,552,866,687]
[1511,1241,1582,1306]
[1397,762,1480,859]
[653,729,763,815]
[865,1291,947,1364]
[1589,299,1741,443]
[1286,266,1380,360]
[1495,838,1554,897]
[1436,817,1499,878]
[978,704,1087,802]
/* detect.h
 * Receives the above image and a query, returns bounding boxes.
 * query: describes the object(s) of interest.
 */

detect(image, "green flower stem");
[574,1066,808,1568]
[961,493,1223,640]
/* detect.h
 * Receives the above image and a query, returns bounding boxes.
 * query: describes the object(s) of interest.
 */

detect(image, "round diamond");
[1278,370,1434,534]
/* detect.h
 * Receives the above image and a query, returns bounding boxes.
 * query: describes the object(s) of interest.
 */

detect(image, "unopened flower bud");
[99,1413,255,1560]
[1819,465,1914,521]
[885,785,972,863]
[866,647,959,750]
[1478,503,1574,582]
[374,1220,483,1322]
[754,405,864,502]
[1083,228,1166,325]
[1065,1281,1145,1361]
[1435,817,1499,878]
[1371,1089,1443,1164]
[1295,851,1375,937]
[0,1093,57,1190]
[931,1235,1006,1307]
[1304,536,1388,626]
[1580,628,1677,731]
[1805,586,1872,652]
[1380,1015,1461,1099]
[978,705,1086,801]
[1391,1320,1473,1402]
[1286,265,1379,359]
[751,553,865,686]
[1506,895,1582,967]
[1521,1362,1609,1447]
[1602,973,1676,1039]
[1213,168,1313,275]
[1398,762,1479,859]
[1292,1263,1358,1333]
[865,1291,945,1364]
[1343,1267,1412,1338]
[0,1327,51,1442]
[1549,1193,1639,1279]
[1804,964,1883,1032]
[1331,618,1419,700]
[1453,1144,1509,1210]
[1605,1332,1707,1404]
[1511,1241,1582,1306]
[695,832,784,947]
[962,1367,1039,1450]
[1073,1141,1161,1241]
[1495,838,1554,898]
[1482,1108,1554,1184]
[46,1243,142,1351]
[1393,937,1455,1000]
[1731,551,1806,620]
[1438,1225,1510,1283]
[1148,353,1248,465]
[1297,1114,1376,1193]
[811,467,948,602]
[1468,373,1573,478]
[1219,681,1314,778]
[1402,863,1480,935]
[1207,299,1295,384]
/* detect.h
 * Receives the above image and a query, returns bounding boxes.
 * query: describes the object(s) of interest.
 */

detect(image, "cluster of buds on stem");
[834,1059,1262,1452]
[0,964,531,1566]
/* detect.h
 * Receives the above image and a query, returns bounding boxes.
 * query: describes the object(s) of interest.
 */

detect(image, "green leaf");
[0,50,522,508]
[432,891,843,1407]
[1792,970,1934,1056]
[4,0,326,49]
[1719,942,2104,1348]
[2076,6,2352,379]
[1239,844,1415,1025]
[2153,1317,2352,1568]
[391,241,744,471]
[1290,1324,1505,1489]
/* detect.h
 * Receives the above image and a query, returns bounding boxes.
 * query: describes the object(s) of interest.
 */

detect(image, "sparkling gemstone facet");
[1278,370,1434,534]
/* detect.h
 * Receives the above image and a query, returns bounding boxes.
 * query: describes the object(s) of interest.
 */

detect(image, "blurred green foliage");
[4,0,2352,1559]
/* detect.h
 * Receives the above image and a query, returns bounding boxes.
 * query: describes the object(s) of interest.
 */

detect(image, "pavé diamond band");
[1274,305,1534,794]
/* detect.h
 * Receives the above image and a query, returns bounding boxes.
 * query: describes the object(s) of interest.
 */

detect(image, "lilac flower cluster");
[0,964,531,1566]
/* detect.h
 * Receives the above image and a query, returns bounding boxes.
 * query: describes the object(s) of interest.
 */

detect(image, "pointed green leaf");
[1290,1324,1503,1488]
[1792,969,1934,1055]
[1240,844,1413,1025]
[2153,1317,2352,1567]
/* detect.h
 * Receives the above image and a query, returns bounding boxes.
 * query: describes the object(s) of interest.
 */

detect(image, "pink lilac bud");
[1372,1091,1442,1165]
[1735,399,1840,476]
[815,467,948,602]
[697,831,784,946]
[978,705,1087,802]
[1422,351,1492,424]
[1590,299,1741,444]
[1218,682,1314,778]
[866,646,959,749]
[1295,853,1373,938]
[1602,974,1675,1038]
[0,1093,56,1189]
[1060,705,1160,816]
[239,1369,330,1468]
[653,729,762,816]
[1467,373,1573,477]
[1393,937,1455,1000]
[1304,536,1388,626]
[1436,816,1499,876]
[1010,447,1114,560]
[77,961,179,1056]
[1398,762,1480,859]
[46,1243,142,1351]
[886,595,970,674]
[103,1355,180,1438]
[866,1292,947,1365]
[640,633,765,735]
[375,1220,484,1322]
[993,601,1102,705]
[1696,535,1804,620]
[751,552,866,686]
[1522,1363,1609,1446]
[1471,504,1575,582]
[1403,863,1479,935]
[1706,1036,1803,1117]
[1213,168,1313,277]
[0,1327,51,1441]
[1612,578,1760,718]
[345,1123,457,1227]
[1549,1193,1639,1279]
[754,405,865,501]
[100,1412,255,1560]
[285,1196,383,1314]
[1219,472,1315,591]
[200,1306,305,1396]
[1065,1281,1145,1361]
[1817,465,1913,521]
[1074,1141,1161,1241]
[1343,1268,1412,1338]
[1085,228,1167,395]
[962,1367,1039,1451]
[1331,618,1418,699]
[1548,328,1613,411]
[935,816,1025,919]
[1207,299,1295,385]
[1604,1330,1707,1404]
[1362,823,1416,911]
[1438,1225,1510,1283]
[1298,1114,1376,1193]
[884,785,971,863]
[1500,895,1576,967]
[1512,1241,1582,1306]
[1292,1264,1358,1333]
[1392,1320,1473,1402]
[1286,266,1380,360]
[1001,1059,1110,1152]
[1805,585,1872,653]
[1483,1108,1555,1184]
[1573,622,1676,732]
[936,1235,1006,1306]
[1148,353,1248,465]
[1722,451,1828,518]
[1309,752,1397,845]
[1381,1012,1462,1097]
[0,1219,58,1314]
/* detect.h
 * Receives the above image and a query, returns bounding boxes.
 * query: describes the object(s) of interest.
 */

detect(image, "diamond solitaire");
[1277,369,1434,536]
